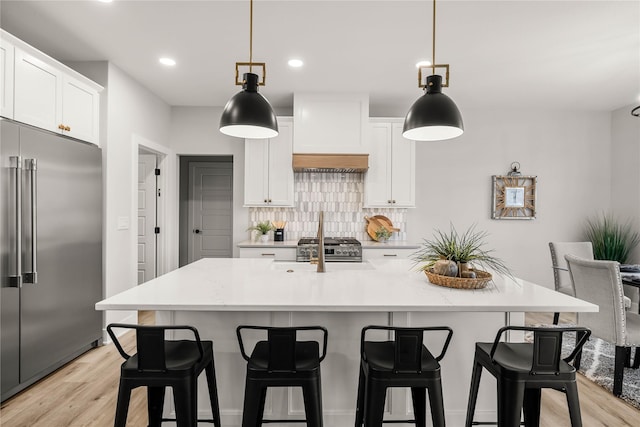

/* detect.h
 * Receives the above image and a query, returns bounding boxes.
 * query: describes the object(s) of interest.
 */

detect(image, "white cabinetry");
[244,118,294,207]
[362,248,416,260]
[238,247,296,261]
[1,30,101,145]
[364,119,415,208]
[0,36,14,119]
[293,93,369,154]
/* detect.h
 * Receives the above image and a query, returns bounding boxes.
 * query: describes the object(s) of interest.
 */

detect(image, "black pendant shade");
[403,75,464,141]
[219,73,278,139]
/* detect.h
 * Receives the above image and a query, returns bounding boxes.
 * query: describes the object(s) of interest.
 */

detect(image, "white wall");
[407,108,613,288]
[611,104,640,263]
[169,107,248,257]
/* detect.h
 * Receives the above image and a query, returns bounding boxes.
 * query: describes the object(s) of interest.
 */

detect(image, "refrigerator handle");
[24,158,38,284]
[8,156,22,287]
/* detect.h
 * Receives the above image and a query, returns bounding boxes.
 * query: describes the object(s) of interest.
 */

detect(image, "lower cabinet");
[238,247,297,261]
[362,248,416,260]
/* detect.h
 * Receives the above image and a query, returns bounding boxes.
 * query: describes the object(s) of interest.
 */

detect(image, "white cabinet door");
[362,248,416,260]
[244,117,294,207]
[364,122,393,207]
[0,37,14,119]
[62,76,99,144]
[364,120,415,208]
[390,122,415,207]
[238,247,297,261]
[267,119,294,206]
[244,138,270,206]
[14,48,62,133]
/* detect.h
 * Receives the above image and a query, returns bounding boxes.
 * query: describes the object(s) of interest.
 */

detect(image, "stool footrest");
[161,418,217,424]
[381,420,416,424]
[261,420,308,424]
[471,422,525,426]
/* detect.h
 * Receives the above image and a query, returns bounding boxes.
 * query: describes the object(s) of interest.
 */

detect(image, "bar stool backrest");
[268,328,297,372]
[394,329,425,373]
[107,324,204,373]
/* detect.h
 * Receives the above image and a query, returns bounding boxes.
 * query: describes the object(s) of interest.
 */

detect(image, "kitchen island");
[96,258,597,426]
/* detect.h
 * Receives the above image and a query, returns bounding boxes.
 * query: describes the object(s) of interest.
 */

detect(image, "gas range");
[296,237,362,262]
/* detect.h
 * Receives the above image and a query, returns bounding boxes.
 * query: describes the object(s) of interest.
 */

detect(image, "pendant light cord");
[249,0,254,73]
[431,0,436,76]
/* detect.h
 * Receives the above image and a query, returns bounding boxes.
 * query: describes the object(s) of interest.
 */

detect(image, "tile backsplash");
[248,172,407,242]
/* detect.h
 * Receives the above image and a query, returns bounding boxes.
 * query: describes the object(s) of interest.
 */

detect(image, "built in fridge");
[1,118,103,401]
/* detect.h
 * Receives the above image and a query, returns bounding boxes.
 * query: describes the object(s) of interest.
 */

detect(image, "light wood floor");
[1,312,639,426]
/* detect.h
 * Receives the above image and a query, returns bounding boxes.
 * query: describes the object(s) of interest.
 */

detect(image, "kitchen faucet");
[310,211,325,272]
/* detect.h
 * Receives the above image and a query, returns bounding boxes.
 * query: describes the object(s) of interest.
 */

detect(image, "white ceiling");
[1,0,639,114]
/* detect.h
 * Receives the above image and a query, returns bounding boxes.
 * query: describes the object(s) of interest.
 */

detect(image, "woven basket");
[424,269,492,290]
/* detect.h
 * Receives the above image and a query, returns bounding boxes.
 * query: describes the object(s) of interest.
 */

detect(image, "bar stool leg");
[205,361,221,427]
[364,379,386,427]
[173,380,197,427]
[242,378,266,427]
[426,381,446,427]
[114,380,132,427]
[497,379,525,427]
[354,365,366,427]
[564,381,583,427]
[522,388,541,427]
[302,376,324,427]
[147,386,166,427]
[410,387,427,427]
[465,360,483,427]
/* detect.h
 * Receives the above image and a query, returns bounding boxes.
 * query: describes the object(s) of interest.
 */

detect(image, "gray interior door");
[187,161,233,263]
[137,153,157,284]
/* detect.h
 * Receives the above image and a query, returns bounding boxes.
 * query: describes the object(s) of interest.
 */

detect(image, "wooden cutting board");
[365,215,400,241]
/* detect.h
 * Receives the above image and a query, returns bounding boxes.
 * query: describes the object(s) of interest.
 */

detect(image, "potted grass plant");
[411,224,512,288]
[247,221,274,243]
[584,213,640,263]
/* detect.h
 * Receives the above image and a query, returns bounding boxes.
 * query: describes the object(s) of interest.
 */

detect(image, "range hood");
[292,153,368,173]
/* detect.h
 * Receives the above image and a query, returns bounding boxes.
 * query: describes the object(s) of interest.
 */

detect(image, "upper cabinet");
[244,118,295,207]
[0,36,14,119]
[1,30,101,145]
[364,119,416,208]
[293,93,369,154]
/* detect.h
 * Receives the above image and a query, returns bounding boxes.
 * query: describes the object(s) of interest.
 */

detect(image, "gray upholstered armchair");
[565,254,640,396]
[549,242,634,324]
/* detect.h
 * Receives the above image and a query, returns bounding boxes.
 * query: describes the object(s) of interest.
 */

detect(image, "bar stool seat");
[355,325,453,427]
[465,326,591,427]
[236,325,328,427]
[107,323,221,427]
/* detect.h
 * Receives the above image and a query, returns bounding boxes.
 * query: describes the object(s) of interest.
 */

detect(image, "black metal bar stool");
[465,326,591,427]
[236,325,328,427]
[354,325,454,427]
[107,323,221,427]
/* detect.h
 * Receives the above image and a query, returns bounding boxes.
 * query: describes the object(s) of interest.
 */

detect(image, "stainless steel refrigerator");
[1,118,102,401]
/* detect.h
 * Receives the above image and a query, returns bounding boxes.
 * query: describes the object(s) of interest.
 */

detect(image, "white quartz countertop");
[96,258,598,313]
[237,240,420,249]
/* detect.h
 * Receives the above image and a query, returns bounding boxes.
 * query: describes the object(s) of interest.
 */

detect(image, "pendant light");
[219,0,278,139]
[403,0,463,141]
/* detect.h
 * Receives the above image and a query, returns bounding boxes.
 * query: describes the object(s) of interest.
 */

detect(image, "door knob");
[193,229,201,234]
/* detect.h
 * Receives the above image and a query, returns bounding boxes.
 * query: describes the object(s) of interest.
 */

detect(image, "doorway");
[179,156,233,267]
[137,151,158,284]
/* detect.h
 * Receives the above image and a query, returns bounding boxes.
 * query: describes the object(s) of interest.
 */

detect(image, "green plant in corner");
[584,213,640,263]
[247,220,274,235]
[411,223,512,278]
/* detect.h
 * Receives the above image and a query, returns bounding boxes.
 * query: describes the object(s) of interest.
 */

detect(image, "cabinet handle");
[268,199,272,203]
[261,253,276,257]
[64,125,71,132]
[264,199,268,203]
[383,254,398,257]
[392,200,396,204]
[388,200,392,204]
[58,124,65,130]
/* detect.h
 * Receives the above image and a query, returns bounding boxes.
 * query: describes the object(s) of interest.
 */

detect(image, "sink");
[271,261,375,272]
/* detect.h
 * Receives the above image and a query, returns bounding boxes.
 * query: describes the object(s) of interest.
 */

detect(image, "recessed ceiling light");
[415,60,432,68]
[288,59,304,68]
[159,57,176,67]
